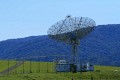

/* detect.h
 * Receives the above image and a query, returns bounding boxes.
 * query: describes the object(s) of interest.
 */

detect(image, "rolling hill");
[0,24,120,66]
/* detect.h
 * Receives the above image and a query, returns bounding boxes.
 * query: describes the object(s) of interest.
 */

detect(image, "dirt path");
[0,61,24,76]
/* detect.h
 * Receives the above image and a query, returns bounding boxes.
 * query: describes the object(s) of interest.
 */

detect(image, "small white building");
[56,60,94,72]
[86,62,94,71]
[56,60,70,72]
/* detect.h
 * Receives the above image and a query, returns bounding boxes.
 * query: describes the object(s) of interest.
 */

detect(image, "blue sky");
[0,0,120,41]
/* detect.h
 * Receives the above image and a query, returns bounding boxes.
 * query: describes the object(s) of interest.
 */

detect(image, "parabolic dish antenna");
[48,16,96,43]
[48,15,96,72]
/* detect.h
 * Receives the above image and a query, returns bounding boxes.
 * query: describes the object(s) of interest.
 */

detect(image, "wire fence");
[0,56,120,80]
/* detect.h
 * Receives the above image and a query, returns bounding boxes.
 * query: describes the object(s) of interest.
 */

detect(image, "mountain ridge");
[0,24,120,66]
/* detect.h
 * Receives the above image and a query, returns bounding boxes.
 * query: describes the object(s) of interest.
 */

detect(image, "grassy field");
[0,60,16,72]
[0,60,120,80]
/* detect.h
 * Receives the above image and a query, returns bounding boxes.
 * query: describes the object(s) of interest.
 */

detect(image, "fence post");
[7,60,10,75]
[15,59,17,74]
[23,60,25,73]
[30,60,32,73]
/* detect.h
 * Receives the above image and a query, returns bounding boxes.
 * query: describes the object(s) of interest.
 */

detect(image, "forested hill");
[0,24,120,66]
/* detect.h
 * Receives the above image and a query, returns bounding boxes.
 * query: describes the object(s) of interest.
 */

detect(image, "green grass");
[0,60,16,72]
[95,65,120,71]
[0,60,120,80]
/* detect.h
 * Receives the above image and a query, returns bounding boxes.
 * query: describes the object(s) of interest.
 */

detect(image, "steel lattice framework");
[48,16,96,73]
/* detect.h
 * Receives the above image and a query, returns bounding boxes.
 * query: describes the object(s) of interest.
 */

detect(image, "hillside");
[0,24,120,66]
